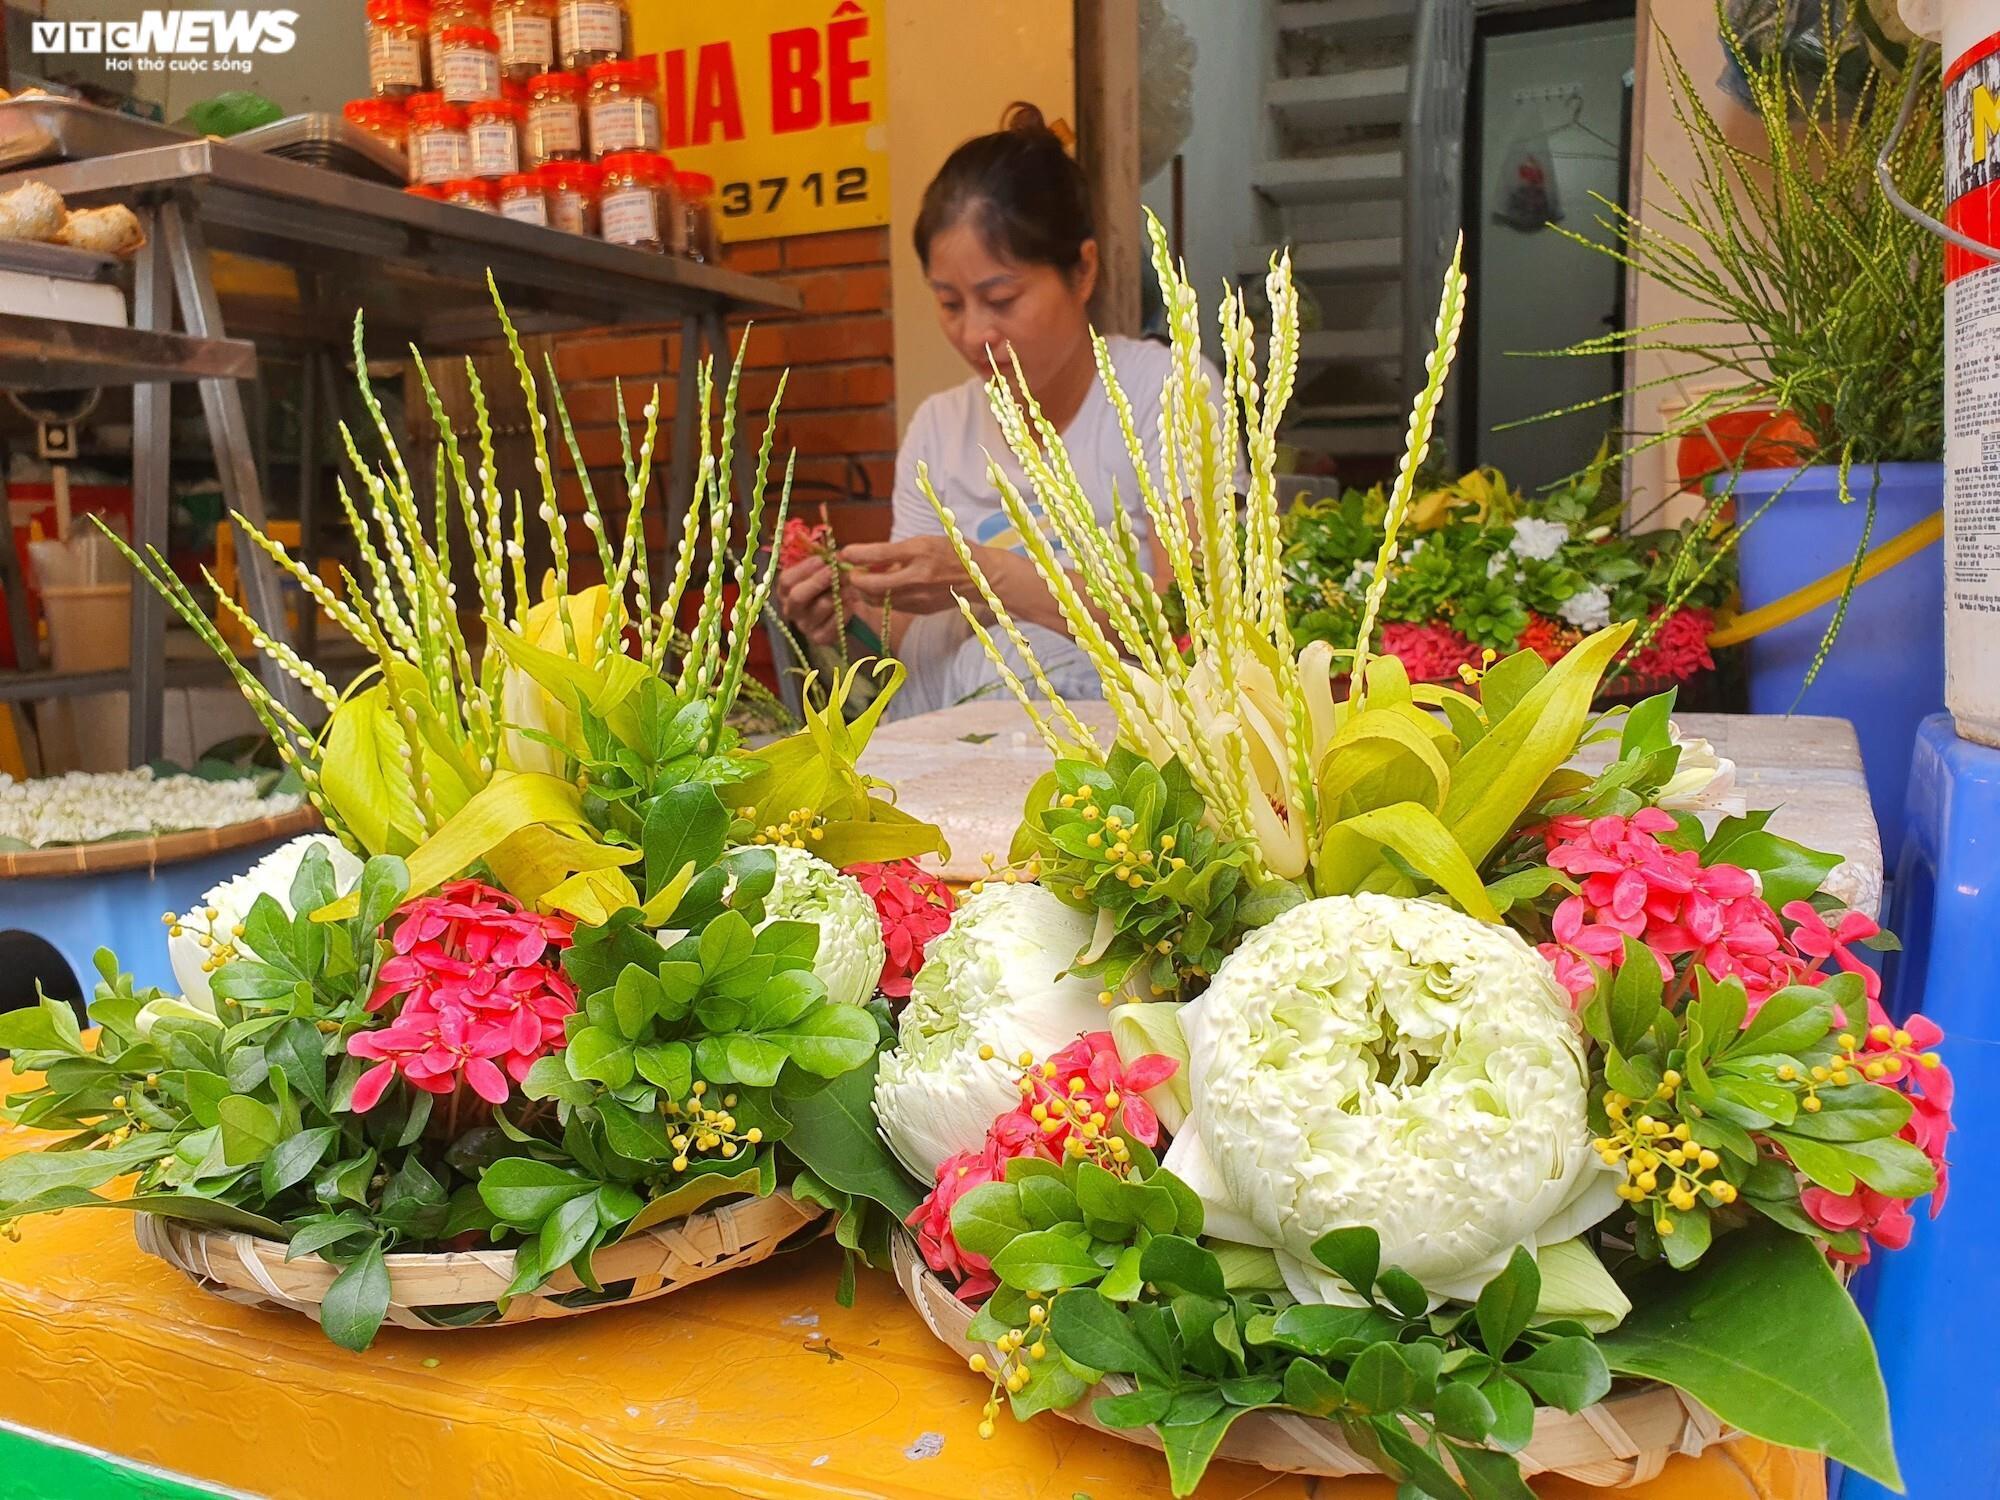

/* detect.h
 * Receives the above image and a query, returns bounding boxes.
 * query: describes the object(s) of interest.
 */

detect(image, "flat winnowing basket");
[137,1191,823,1332]
[891,1235,1729,1490]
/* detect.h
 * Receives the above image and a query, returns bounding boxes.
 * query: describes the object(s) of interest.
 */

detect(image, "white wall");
[31,1,367,120]
[1472,18,1633,490]
[1139,0,1260,351]
[1627,0,1769,520]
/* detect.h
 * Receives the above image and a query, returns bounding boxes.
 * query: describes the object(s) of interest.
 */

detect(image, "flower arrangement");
[0,283,943,1350]
[837,219,1949,1496]
[1281,452,1730,690]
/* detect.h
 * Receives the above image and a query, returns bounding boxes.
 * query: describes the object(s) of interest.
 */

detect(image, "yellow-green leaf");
[319,686,423,856]
[1337,802,1501,922]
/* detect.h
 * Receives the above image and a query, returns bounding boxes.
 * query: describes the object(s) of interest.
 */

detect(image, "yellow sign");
[631,0,887,243]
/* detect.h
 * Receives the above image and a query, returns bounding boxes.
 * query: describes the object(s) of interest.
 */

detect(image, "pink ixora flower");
[906,1032,1179,1297]
[347,881,577,1114]
[844,859,955,1000]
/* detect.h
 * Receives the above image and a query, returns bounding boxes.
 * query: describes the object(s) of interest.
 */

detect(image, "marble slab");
[860,700,1883,916]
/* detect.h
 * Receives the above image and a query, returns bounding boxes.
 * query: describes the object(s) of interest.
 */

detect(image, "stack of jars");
[363,0,664,241]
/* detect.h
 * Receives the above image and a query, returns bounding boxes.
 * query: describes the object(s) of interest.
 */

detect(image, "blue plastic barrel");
[1836,716,2000,1500]
[1726,462,1944,857]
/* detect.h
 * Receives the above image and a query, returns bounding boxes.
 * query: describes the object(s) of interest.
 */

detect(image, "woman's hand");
[776,554,842,645]
[840,536,990,617]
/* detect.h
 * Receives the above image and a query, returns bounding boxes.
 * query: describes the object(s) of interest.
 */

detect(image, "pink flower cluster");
[908,1033,1177,1299]
[778,518,833,570]
[1538,810,1800,1004]
[348,881,578,1113]
[844,858,955,999]
[1622,607,1716,683]
[1800,996,1954,1265]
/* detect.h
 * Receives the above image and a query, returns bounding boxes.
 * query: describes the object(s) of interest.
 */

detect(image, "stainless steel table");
[0,135,800,761]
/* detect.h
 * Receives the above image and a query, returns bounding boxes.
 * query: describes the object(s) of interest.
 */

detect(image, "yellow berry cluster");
[1834,1026,1943,1085]
[1594,1073,1736,1236]
[968,1297,1051,1438]
[966,851,1043,898]
[741,805,826,850]
[89,1073,164,1147]
[661,1080,762,1172]
[1455,646,1501,688]
[161,906,242,975]
[983,1046,1135,1175]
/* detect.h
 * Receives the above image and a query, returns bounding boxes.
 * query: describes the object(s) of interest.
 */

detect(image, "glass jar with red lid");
[406,93,470,184]
[559,0,627,72]
[523,71,584,165]
[366,0,431,98]
[497,172,549,226]
[598,150,678,253]
[491,0,555,85]
[405,182,447,203]
[539,159,600,235]
[427,0,489,85]
[676,171,718,262]
[436,23,501,103]
[442,177,499,214]
[585,58,659,159]
[466,95,522,177]
[344,97,410,154]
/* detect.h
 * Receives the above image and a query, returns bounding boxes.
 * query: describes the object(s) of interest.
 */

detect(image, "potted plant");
[1553,0,1943,848]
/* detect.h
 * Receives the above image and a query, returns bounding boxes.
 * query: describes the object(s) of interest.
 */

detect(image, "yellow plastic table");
[0,1073,1826,1500]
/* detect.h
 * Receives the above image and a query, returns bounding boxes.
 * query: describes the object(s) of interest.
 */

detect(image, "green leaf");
[759,1002,878,1078]
[949,1183,1030,1261]
[1344,1342,1414,1414]
[1364,1415,1465,1500]
[1375,1267,1428,1320]
[564,1026,634,1089]
[217,1094,281,1166]
[1480,1373,1535,1452]
[781,1055,922,1220]
[697,909,756,976]
[1308,1224,1380,1298]
[1158,1407,1255,1498]
[535,1190,602,1280]
[1434,1379,1497,1443]
[1609,936,1665,1054]
[259,1125,336,1197]
[1776,1133,1936,1199]
[1701,822,1840,909]
[283,1213,375,1260]
[1509,1336,1610,1411]
[1332,802,1501,921]
[1618,691,1676,759]
[265,1020,329,1118]
[1281,1357,1345,1417]
[1780,1082,1912,1143]
[1450,1441,1538,1500]
[1265,1302,1399,1357]
[1017,1173,1081,1229]
[1732,984,1835,1058]
[598,1100,674,1162]
[354,855,408,935]
[616,1160,764,1238]
[1661,1202,1713,1269]
[1098,1244,1144,1301]
[0,996,85,1055]
[1093,1387,1173,1428]
[320,1239,391,1352]
[1140,1235,1225,1298]
[1049,1290,1170,1381]
[643,782,729,897]
[990,1229,1107,1293]
[1599,1224,1898,1487]
[614,965,666,1036]
[478,1158,596,1226]
[633,1041,693,1099]
[1475,1245,1541,1357]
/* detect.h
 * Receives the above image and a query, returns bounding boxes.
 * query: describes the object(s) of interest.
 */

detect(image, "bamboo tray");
[891,1235,1728,1490]
[138,1190,826,1332]
[0,805,320,880]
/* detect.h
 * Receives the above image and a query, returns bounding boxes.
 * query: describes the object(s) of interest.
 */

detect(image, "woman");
[776,103,1237,717]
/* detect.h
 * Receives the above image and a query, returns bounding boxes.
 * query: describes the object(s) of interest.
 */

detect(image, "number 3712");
[719,167,868,216]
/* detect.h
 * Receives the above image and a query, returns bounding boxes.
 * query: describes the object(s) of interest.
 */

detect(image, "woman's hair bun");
[1001,101,1049,137]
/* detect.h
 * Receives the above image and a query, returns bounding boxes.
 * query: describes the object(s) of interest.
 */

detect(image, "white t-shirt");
[891,335,1236,556]
[883,335,1240,717]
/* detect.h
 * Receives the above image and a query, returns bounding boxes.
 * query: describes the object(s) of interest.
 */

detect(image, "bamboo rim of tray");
[890,1234,1729,1490]
[135,1190,824,1331]
[0,805,321,880]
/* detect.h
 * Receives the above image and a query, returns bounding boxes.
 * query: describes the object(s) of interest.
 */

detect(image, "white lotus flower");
[873,883,1105,1179]
[1109,1000,1192,1134]
[1658,724,1745,815]
[1162,893,1618,1304]
[759,843,884,1007]
[164,834,363,1014]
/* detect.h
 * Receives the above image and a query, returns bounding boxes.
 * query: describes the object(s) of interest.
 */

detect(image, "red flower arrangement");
[1378,620,1480,684]
[845,858,955,998]
[348,881,578,1112]
[908,1032,1178,1299]
[1622,607,1716,683]
[778,518,833,570]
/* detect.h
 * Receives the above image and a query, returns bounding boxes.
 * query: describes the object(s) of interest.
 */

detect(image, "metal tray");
[0,237,119,283]
[0,96,192,171]
[230,114,407,186]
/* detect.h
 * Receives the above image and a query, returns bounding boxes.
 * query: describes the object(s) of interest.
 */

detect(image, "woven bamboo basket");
[0,805,321,880]
[891,1235,1729,1489]
[136,1190,824,1332]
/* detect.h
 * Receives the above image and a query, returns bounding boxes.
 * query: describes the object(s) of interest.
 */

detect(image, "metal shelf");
[0,311,255,391]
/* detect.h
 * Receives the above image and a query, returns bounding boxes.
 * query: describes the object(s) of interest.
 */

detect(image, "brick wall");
[549,225,899,574]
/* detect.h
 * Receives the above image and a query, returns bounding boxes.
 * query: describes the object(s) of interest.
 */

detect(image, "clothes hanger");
[1548,92,1619,161]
